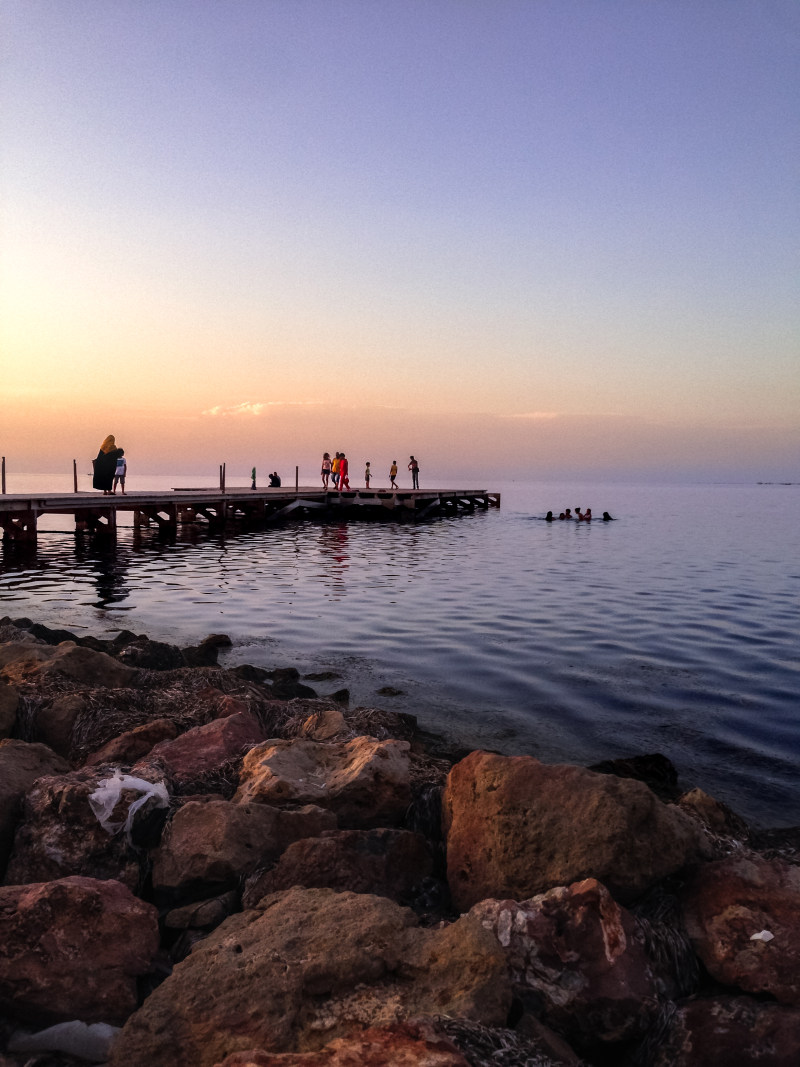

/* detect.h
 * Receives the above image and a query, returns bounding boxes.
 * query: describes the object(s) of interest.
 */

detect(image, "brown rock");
[29,691,89,756]
[682,854,800,1005]
[0,681,18,738]
[214,1022,471,1065]
[298,708,348,740]
[242,828,434,908]
[135,710,267,792]
[152,799,336,897]
[0,640,137,689]
[0,739,70,876]
[235,736,412,828]
[3,767,162,889]
[649,995,800,1067]
[165,890,240,930]
[470,879,658,1044]
[443,751,700,909]
[0,875,159,1024]
[86,716,180,765]
[110,887,511,1067]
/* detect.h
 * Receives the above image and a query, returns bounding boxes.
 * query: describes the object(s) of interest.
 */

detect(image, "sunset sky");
[2,0,798,483]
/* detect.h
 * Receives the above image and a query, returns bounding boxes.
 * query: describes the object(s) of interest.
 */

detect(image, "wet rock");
[443,751,701,909]
[4,767,157,890]
[0,681,18,738]
[152,799,336,899]
[304,671,343,682]
[0,641,137,690]
[109,887,511,1067]
[297,708,347,740]
[470,878,659,1046]
[235,736,412,828]
[86,717,180,766]
[182,642,221,668]
[134,710,267,794]
[681,853,800,1005]
[0,739,70,877]
[677,787,750,845]
[0,876,159,1025]
[588,752,681,803]
[27,622,83,646]
[116,638,187,670]
[214,1021,471,1065]
[241,828,434,909]
[648,995,800,1067]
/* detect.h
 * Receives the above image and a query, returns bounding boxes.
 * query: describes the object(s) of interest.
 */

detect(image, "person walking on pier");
[338,453,350,490]
[331,452,341,489]
[408,455,419,489]
[321,453,332,489]
[389,460,398,489]
[112,450,127,495]
[92,435,119,495]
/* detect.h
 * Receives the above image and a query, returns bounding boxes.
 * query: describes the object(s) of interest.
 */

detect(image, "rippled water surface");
[2,476,798,826]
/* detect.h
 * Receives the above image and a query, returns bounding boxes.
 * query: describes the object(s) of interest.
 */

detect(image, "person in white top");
[112,450,127,495]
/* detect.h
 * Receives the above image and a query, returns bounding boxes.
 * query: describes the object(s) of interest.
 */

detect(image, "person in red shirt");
[338,453,350,491]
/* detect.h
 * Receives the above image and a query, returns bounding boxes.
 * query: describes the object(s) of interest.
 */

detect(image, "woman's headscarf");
[99,435,116,453]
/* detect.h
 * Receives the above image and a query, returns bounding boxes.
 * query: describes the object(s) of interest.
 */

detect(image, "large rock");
[443,751,700,909]
[86,717,179,766]
[0,680,18,738]
[682,854,800,1006]
[152,799,336,898]
[235,736,412,828]
[0,640,136,689]
[0,876,159,1024]
[214,1022,471,1066]
[0,739,70,876]
[242,828,434,908]
[470,878,658,1045]
[110,887,511,1067]
[649,995,800,1067]
[3,767,155,889]
[135,711,267,793]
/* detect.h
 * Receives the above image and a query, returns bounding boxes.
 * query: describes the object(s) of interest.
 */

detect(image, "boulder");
[135,710,267,793]
[470,879,658,1045]
[648,995,800,1067]
[0,876,159,1025]
[86,717,179,766]
[0,681,18,738]
[443,751,700,909]
[297,708,348,741]
[681,854,800,1005]
[152,799,336,898]
[3,766,164,889]
[109,887,511,1067]
[235,736,412,828]
[0,739,70,876]
[0,640,137,689]
[242,828,434,908]
[26,691,89,757]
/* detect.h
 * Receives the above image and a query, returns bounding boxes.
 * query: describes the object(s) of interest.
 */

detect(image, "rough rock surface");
[443,751,700,908]
[235,736,412,828]
[110,887,511,1067]
[682,854,800,1005]
[152,799,337,897]
[0,640,137,690]
[649,995,800,1067]
[470,878,658,1044]
[86,717,179,766]
[214,1022,471,1066]
[0,739,70,875]
[134,710,267,792]
[0,876,159,1025]
[241,828,434,908]
[0,681,18,738]
[3,768,149,889]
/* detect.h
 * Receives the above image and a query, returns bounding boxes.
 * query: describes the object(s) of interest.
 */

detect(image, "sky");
[1,0,798,483]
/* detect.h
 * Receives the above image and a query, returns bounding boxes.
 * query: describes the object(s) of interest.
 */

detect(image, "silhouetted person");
[269,472,281,487]
[545,511,554,522]
[603,512,614,521]
[408,455,419,489]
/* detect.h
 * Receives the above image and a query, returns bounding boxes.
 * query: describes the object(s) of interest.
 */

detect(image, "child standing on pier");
[112,450,127,495]
[364,461,371,488]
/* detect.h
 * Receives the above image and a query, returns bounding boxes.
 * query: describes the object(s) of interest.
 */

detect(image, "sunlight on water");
[1,477,798,826]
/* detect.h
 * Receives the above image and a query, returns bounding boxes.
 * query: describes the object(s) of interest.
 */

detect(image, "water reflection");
[73,536,131,608]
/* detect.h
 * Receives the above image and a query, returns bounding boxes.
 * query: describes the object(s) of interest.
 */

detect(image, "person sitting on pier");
[112,450,127,495]
[269,472,281,487]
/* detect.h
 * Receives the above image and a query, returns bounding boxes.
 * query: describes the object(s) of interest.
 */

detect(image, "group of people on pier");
[544,508,614,522]
[321,454,419,491]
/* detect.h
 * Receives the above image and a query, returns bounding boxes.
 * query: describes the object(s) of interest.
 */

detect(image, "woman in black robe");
[92,435,119,494]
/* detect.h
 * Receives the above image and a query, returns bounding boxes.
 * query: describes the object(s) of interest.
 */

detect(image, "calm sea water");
[1,474,798,828]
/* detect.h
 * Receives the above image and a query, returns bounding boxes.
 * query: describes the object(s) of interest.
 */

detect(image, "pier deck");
[0,487,500,542]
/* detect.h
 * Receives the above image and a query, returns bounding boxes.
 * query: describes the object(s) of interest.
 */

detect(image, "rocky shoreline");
[0,617,798,1066]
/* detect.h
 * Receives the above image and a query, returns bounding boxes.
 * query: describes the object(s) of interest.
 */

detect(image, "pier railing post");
[73,459,78,493]
[295,465,299,491]
[1,456,5,494]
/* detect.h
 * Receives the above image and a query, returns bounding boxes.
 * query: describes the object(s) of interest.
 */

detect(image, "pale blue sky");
[2,0,798,479]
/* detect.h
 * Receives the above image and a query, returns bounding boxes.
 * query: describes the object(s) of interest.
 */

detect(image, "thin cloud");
[202,401,323,417]
[505,411,559,420]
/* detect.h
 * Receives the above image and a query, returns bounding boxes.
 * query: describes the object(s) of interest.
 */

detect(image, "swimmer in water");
[564,508,573,520]
[545,511,554,522]
[603,511,614,521]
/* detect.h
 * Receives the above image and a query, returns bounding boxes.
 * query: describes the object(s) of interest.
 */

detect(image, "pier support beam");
[0,510,37,543]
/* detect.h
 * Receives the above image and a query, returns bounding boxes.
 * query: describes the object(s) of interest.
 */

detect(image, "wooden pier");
[0,487,500,543]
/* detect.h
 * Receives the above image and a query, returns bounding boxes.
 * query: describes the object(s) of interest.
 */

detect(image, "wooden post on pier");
[73,459,78,493]
[222,462,226,492]
[1,457,5,495]
[295,465,299,491]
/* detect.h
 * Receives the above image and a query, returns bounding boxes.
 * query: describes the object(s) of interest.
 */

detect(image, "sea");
[1,473,798,829]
